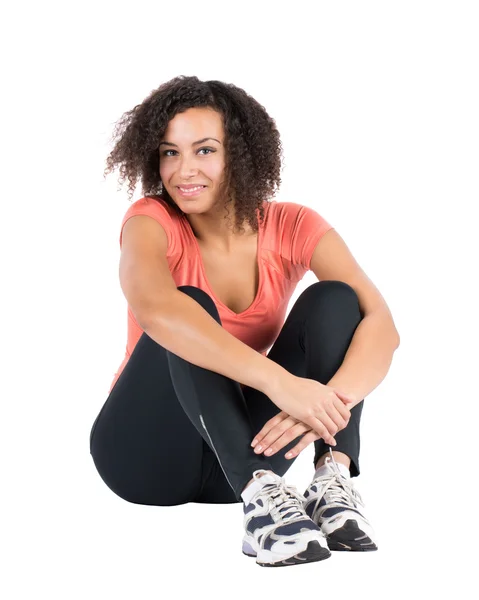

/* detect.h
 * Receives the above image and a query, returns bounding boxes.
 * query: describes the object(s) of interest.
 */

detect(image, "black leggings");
[89,280,364,505]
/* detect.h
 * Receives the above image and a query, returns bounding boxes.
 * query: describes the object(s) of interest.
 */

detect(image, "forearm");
[138,291,289,395]
[326,312,400,409]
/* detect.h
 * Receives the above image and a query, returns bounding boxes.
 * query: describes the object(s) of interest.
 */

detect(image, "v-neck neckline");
[184,203,268,318]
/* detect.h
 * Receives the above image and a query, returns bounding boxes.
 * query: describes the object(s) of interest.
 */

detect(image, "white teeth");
[179,186,204,192]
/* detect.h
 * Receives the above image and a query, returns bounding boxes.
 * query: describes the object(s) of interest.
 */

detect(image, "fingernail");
[286,452,293,458]
[264,448,272,456]
[251,439,258,447]
[255,445,263,453]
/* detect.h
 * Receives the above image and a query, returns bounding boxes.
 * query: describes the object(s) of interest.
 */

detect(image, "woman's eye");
[162,148,214,157]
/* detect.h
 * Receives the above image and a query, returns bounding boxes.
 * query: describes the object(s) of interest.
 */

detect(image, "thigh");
[89,331,206,506]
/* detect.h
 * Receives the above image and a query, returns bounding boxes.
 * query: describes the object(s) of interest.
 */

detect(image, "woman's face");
[159,107,227,215]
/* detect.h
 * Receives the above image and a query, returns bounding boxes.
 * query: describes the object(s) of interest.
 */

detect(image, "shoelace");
[256,476,307,524]
[312,456,365,510]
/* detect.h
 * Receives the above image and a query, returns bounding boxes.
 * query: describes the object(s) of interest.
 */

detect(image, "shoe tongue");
[257,472,280,486]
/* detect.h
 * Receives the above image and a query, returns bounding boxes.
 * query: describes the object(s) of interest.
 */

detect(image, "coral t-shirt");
[108,195,333,393]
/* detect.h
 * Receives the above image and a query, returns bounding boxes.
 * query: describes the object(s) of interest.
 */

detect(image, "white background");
[2,0,477,597]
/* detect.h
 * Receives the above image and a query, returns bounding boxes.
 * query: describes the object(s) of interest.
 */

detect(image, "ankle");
[315,451,351,472]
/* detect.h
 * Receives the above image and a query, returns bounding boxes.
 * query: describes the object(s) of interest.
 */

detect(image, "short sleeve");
[285,202,334,270]
[119,196,174,252]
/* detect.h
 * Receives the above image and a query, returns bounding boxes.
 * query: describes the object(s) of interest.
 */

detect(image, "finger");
[331,396,351,428]
[305,414,337,446]
[262,422,311,456]
[252,411,292,447]
[324,398,351,432]
[251,411,289,447]
[254,417,298,453]
[316,410,340,443]
[284,431,319,460]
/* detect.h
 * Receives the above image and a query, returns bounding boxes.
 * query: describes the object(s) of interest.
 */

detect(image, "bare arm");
[120,213,289,396]
[138,292,289,395]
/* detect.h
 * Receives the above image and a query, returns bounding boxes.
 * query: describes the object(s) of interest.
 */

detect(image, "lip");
[176,185,207,198]
[176,184,207,189]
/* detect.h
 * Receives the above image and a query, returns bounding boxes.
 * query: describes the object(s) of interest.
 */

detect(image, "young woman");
[89,75,400,568]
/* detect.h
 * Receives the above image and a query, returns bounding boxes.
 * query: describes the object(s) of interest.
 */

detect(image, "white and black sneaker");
[303,449,378,551]
[241,470,331,567]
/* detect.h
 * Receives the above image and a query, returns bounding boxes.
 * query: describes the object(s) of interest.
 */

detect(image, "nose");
[178,154,200,179]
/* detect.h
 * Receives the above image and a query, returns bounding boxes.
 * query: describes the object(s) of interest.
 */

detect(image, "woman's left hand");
[251,389,355,459]
[250,411,316,459]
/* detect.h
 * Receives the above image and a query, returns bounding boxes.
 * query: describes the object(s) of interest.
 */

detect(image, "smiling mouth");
[176,185,207,198]
[177,185,206,191]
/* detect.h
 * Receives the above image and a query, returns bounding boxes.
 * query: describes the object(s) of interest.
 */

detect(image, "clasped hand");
[251,375,356,460]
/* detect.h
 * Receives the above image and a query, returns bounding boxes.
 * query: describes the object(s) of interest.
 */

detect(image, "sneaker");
[303,449,378,551]
[242,470,331,567]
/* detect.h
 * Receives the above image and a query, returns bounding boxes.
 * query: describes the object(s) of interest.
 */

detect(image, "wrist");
[326,376,360,404]
[256,356,292,396]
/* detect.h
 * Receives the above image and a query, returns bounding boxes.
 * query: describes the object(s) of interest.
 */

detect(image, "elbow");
[135,313,153,332]
[134,297,177,332]
[394,331,401,348]
[135,309,164,332]
[132,309,150,332]
[131,303,159,331]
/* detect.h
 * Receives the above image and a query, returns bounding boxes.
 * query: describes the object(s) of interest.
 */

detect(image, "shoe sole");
[326,519,378,551]
[242,536,331,567]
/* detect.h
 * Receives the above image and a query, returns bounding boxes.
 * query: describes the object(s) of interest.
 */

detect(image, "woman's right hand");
[266,372,354,446]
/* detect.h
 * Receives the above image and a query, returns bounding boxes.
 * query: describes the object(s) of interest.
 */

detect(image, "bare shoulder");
[119,215,176,324]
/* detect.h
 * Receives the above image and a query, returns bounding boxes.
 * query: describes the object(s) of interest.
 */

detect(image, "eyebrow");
[159,137,221,147]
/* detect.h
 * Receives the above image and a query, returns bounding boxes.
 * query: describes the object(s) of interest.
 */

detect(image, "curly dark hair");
[103,75,284,234]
